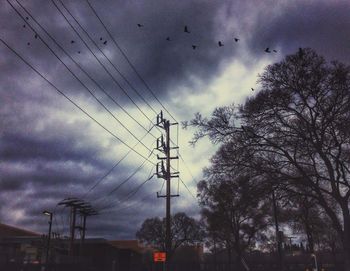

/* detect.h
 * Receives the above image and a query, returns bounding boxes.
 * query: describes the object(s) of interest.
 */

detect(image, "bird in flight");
[218,41,224,47]
[26,17,29,20]
[34,34,38,39]
[100,37,103,41]
[184,26,190,33]
[264,47,271,53]
[234,38,239,42]
[71,40,75,44]
[78,51,81,54]
[103,40,107,45]
[251,88,254,91]
[27,42,30,46]
[192,45,197,50]
[137,23,144,27]
[273,49,277,53]
[166,37,171,41]
[22,24,26,28]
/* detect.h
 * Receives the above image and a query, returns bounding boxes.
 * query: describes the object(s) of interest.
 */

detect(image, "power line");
[54,1,184,168]
[98,164,155,212]
[59,0,198,187]
[0,38,156,165]
[15,0,159,142]
[14,0,197,210]
[98,189,157,214]
[82,124,156,199]
[9,0,155,157]
[7,0,159,164]
[86,0,178,123]
[84,1,185,174]
[179,153,199,185]
[105,155,149,196]
[50,0,156,127]
[85,1,198,185]
[179,177,197,201]
[122,167,155,202]
[92,143,156,206]
[57,0,158,116]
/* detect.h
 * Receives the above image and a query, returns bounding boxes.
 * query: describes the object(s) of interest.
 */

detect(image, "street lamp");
[43,210,53,265]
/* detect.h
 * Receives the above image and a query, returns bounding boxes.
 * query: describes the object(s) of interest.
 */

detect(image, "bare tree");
[186,48,350,270]
[136,212,204,259]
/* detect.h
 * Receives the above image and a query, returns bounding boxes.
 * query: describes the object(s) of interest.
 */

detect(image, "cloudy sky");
[1,0,350,240]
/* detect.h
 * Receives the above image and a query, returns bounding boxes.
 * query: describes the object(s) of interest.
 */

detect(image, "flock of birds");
[138,24,278,55]
[22,17,279,92]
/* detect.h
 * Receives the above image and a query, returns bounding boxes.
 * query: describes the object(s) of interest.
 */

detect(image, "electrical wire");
[179,177,197,201]
[54,0,183,161]
[0,38,156,165]
[84,1,202,194]
[82,124,156,199]
[15,0,159,142]
[98,189,157,215]
[9,0,155,157]
[97,165,155,211]
[11,1,199,211]
[92,145,156,206]
[86,0,178,123]
[83,0,183,157]
[51,0,156,127]
[179,153,198,185]
[58,0,158,116]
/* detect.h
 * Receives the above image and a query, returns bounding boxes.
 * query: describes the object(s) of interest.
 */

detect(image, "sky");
[1,0,350,240]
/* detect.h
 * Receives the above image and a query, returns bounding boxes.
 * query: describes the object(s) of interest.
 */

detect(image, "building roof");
[0,223,40,237]
[109,240,152,254]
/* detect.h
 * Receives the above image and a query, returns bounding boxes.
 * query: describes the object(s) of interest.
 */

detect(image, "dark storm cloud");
[1,131,99,163]
[10,0,235,101]
[2,0,350,240]
[247,1,350,63]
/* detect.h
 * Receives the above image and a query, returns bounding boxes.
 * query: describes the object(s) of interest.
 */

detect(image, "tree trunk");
[305,224,314,252]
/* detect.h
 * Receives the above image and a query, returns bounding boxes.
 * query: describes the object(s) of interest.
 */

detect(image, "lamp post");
[43,210,53,265]
[311,253,318,271]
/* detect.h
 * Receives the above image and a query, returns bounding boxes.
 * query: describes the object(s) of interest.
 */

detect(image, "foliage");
[198,175,270,259]
[136,212,204,258]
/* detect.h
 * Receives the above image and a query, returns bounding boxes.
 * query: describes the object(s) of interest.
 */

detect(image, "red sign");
[153,252,166,262]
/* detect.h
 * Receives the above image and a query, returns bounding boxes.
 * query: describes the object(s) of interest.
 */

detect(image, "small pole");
[43,211,53,266]
[80,214,87,257]
[69,206,77,256]
[311,254,318,271]
[272,190,283,270]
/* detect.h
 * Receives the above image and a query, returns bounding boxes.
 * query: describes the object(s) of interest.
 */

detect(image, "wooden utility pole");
[70,206,77,256]
[58,198,96,257]
[156,111,179,270]
[79,205,97,257]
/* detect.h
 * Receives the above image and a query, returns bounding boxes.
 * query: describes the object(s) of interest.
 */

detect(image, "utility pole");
[58,198,96,257]
[70,205,77,256]
[156,111,179,270]
[78,205,97,257]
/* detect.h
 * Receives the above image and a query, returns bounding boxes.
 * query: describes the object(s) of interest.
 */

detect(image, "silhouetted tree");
[198,175,270,270]
[136,212,204,259]
[186,48,350,270]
